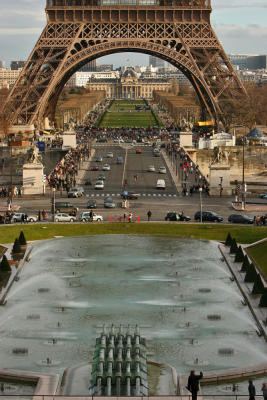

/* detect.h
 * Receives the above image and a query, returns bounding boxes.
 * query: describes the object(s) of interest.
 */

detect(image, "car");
[194,211,223,222]
[106,152,114,158]
[98,173,106,181]
[153,149,161,157]
[259,193,267,199]
[104,197,116,208]
[228,214,253,224]
[95,156,103,162]
[117,156,123,164]
[136,149,142,154]
[158,166,167,174]
[80,212,103,222]
[11,213,38,223]
[87,200,97,208]
[54,213,76,222]
[97,137,107,143]
[55,202,78,215]
[91,164,99,171]
[147,165,155,172]
[84,179,92,186]
[121,190,140,200]
[165,212,191,222]
[102,164,110,171]
[67,187,84,198]
[95,180,104,190]
[156,179,166,189]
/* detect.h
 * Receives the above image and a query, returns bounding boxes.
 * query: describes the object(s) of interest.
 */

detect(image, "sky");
[0,0,266,67]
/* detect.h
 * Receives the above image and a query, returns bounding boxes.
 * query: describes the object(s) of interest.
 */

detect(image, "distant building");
[67,71,119,87]
[247,55,267,70]
[0,61,5,69]
[227,54,252,70]
[149,56,165,69]
[79,60,97,72]
[86,67,171,99]
[10,61,26,70]
[96,64,113,72]
[0,68,22,89]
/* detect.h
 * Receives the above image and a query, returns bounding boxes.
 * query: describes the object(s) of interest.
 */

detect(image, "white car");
[102,164,111,171]
[54,213,76,222]
[106,152,114,158]
[147,165,155,172]
[11,213,37,223]
[159,166,167,174]
[95,180,104,190]
[80,212,103,222]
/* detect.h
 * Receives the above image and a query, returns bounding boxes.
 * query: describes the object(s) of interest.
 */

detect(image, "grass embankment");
[0,223,267,245]
[0,245,5,256]
[98,99,162,128]
[247,241,267,277]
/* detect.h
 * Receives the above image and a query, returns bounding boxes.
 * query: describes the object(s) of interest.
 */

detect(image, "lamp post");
[219,176,223,197]
[199,187,203,223]
[52,187,56,222]
[241,137,246,210]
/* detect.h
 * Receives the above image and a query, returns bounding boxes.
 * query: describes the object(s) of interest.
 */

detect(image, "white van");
[156,179,166,189]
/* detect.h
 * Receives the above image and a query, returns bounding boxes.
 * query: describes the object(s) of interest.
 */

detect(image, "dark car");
[104,197,116,208]
[165,212,191,221]
[91,164,99,171]
[194,211,223,222]
[121,190,140,200]
[84,179,92,186]
[87,200,97,209]
[228,214,253,224]
[259,193,267,199]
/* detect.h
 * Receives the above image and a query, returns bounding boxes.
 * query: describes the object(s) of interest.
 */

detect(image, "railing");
[0,395,264,400]
[46,0,211,8]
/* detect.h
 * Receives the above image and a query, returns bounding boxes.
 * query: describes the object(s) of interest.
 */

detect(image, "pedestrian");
[38,210,41,222]
[123,212,127,222]
[21,213,25,224]
[128,212,133,223]
[42,209,46,220]
[147,210,152,221]
[187,370,203,400]
[262,383,267,400]
[89,210,93,222]
[248,380,256,400]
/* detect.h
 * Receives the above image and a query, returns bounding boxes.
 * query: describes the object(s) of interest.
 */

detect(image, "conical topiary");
[18,231,26,246]
[0,255,11,273]
[235,246,245,263]
[230,238,238,254]
[12,238,22,254]
[259,289,267,307]
[240,255,250,273]
[252,274,265,295]
[244,263,258,283]
[225,233,232,246]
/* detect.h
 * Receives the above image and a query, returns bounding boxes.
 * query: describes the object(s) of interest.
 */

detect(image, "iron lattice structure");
[2,0,245,128]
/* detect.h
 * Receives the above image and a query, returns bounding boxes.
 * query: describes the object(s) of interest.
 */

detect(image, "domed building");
[86,67,171,99]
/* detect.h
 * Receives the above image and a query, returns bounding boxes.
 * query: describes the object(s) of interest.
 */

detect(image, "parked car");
[158,166,167,174]
[102,164,111,171]
[106,152,114,158]
[55,202,78,215]
[136,149,142,154]
[194,211,223,222]
[87,200,97,208]
[91,164,99,171]
[147,165,155,172]
[54,213,76,222]
[104,197,116,208]
[95,180,104,190]
[259,193,267,199]
[228,214,253,224]
[121,190,140,200]
[11,213,38,223]
[165,212,191,222]
[80,212,103,222]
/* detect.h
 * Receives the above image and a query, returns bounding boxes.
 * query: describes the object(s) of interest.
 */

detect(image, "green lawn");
[0,245,5,256]
[0,223,267,246]
[96,99,162,128]
[247,241,267,277]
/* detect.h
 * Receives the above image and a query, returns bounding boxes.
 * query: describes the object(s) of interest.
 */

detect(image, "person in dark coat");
[187,370,203,400]
[248,380,256,400]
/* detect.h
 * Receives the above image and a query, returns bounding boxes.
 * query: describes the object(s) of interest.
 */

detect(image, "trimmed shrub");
[12,238,22,254]
[259,289,267,307]
[230,238,238,254]
[18,231,27,246]
[235,246,245,263]
[252,274,265,295]
[225,233,232,246]
[240,255,250,273]
[0,255,11,273]
[244,263,258,283]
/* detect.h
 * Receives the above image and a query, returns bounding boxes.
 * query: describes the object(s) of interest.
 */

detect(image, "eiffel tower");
[2,0,245,129]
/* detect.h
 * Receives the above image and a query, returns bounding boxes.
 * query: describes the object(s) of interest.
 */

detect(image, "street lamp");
[219,176,223,197]
[241,137,247,210]
[199,187,203,223]
[52,187,56,222]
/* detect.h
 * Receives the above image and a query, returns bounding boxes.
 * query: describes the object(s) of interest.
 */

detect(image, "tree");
[225,233,232,246]
[19,231,27,246]
[252,274,265,295]
[234,246,244,263]
[0,255,11,273]
[240,255,250,273]
[12,238,22,254]
[230,238,238,254]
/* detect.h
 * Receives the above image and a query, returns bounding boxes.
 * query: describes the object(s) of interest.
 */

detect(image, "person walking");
[187,370,203,400]
[147,210,152,222]
[248,380,256,400]
[262,383,267,400]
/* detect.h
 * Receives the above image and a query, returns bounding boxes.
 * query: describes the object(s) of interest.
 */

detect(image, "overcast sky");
[0,0,266,67]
